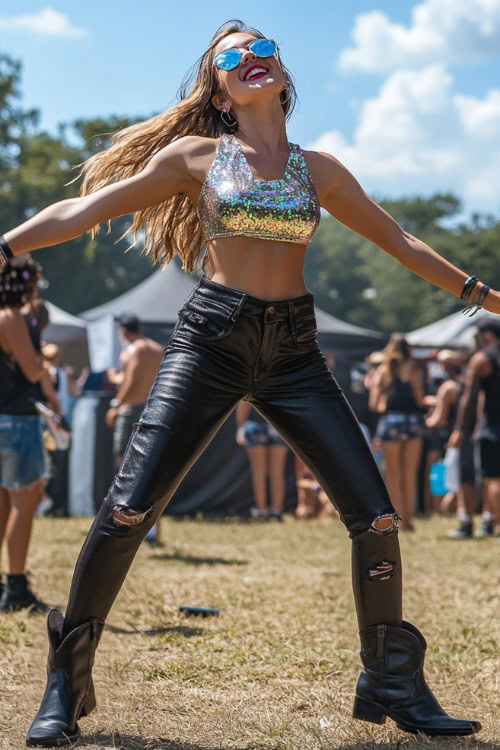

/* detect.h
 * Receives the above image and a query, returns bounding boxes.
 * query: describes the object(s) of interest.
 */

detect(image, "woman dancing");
[1,19,494,747]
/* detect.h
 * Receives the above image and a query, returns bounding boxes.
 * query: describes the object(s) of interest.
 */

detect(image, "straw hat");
[436,349,462,366]
[365,351,384,365]
[41,343,60,361]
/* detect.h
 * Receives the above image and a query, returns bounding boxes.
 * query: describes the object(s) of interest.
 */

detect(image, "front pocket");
[292,309,318,349]
[175,295,242,341]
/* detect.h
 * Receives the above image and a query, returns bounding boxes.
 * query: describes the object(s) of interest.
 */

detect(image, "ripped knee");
[371,513,400,534]
[111,504,153,527]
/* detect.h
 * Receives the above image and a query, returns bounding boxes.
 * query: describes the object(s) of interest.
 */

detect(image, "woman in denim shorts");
[236,402,288,520]
[0,258,48,612]
[370,334,425,530]
[3,19,489,746]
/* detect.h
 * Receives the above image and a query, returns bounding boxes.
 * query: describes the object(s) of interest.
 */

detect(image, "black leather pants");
[65,277,402,632]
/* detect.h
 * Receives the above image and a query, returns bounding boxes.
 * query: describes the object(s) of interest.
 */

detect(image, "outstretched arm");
[307,151,500,314]
[3,137,196,256]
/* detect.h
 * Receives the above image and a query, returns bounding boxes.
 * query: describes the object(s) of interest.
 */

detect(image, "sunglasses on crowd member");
[213,39,278,71]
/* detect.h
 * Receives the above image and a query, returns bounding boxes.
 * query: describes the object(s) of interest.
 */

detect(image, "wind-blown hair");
[76,20,297,273]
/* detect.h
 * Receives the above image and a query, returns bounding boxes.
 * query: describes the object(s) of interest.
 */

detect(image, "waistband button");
[267,305,276,315]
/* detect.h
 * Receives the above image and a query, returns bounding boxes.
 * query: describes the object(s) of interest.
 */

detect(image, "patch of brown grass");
[0,516,498,749]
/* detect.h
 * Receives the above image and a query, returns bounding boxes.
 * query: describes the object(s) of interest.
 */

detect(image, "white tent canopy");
[44,301,87,344]
[407,307,497,348]
[80,263,196,323]
[81,263,383,338]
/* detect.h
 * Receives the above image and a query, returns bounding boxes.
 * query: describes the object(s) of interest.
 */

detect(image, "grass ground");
[0,515,498,750]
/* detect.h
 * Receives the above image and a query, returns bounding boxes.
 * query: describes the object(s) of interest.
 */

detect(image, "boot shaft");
[359,621,426,676]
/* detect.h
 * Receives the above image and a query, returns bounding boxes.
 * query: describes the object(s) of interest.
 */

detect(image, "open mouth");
[243,64,270,82]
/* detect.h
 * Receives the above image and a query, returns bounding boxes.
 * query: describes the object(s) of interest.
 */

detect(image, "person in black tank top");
[370,334,425,531]
[451,318,500,537]
[0,258,49,614]
[3,19,489,744]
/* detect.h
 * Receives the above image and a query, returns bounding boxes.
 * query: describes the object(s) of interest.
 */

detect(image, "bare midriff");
[205,236,309,301]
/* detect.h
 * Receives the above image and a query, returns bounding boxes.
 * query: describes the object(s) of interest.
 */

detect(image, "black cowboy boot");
[26,609,104,747]
[353,621,481,736]
[0,573,49,613]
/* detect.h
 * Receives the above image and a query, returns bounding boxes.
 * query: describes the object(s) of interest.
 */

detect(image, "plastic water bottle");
[429,461,448,495]
[444,447,461,493]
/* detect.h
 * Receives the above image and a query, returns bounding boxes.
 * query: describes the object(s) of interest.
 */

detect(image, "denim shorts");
[241,420,287,447]
[0,414,48,490]
[376,412,425,443]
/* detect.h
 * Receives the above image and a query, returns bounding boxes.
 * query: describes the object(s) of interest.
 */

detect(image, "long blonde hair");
[75,20,297,273]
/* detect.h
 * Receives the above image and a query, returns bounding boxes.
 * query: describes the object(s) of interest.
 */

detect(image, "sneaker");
[250,507,268,520]
[447,521,473,539]
[268,510,283,523]
[475,518,494,538]
[0,574,49,614]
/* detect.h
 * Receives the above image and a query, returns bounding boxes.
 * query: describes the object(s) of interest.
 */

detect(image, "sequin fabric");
[197,134,320,245]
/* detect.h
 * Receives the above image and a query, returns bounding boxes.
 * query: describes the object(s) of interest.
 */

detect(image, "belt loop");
[288,301,296,337]
[231,293,247,321]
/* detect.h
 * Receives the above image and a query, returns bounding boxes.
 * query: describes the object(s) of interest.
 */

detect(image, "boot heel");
[353,695,387,725]
[79,689,96,718]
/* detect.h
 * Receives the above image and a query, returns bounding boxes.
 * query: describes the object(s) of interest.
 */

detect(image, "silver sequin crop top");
[197,134,320,245]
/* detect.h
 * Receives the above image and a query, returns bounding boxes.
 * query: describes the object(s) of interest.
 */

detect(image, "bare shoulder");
[134,337,163,356]
[439,379,458,395]
[467,349,491,376]
[301,149,349,197]
[154,136,219,170]
[0,307,22,332]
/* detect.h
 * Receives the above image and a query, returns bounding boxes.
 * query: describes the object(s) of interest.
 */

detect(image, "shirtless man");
[106,314,163,466]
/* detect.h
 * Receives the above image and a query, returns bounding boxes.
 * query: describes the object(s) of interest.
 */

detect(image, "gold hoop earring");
[221,108,237,128]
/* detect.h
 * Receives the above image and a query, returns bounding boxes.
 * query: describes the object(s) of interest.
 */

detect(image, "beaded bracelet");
[460,276,479,302]
[462,283,491,316]
[0,235,14,268]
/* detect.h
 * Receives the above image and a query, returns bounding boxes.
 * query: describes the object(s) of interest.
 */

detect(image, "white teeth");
[245,66,267,81]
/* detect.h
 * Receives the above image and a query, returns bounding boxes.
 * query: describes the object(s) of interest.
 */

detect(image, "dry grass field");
[0,515,498,750]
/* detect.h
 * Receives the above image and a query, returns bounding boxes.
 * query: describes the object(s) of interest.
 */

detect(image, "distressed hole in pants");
[112,505,153,527]
[371,513,400,533]
[367,560,396,581]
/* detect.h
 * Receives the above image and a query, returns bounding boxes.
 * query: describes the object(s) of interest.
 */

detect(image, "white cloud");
[307,65,500,213]
[0,7,87,38]
[455,89,500,136]
[338,0,500,73]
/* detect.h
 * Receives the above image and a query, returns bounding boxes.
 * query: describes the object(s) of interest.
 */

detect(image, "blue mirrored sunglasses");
[214,39,278,71]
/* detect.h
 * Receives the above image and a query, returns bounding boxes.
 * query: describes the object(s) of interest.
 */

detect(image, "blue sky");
[1,1,499,217]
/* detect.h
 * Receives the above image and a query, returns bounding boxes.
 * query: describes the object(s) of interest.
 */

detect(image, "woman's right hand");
[235,426,246,446]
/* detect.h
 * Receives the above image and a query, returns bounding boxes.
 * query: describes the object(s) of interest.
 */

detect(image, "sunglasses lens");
[214,49,241,70]
[250,39,276,58]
